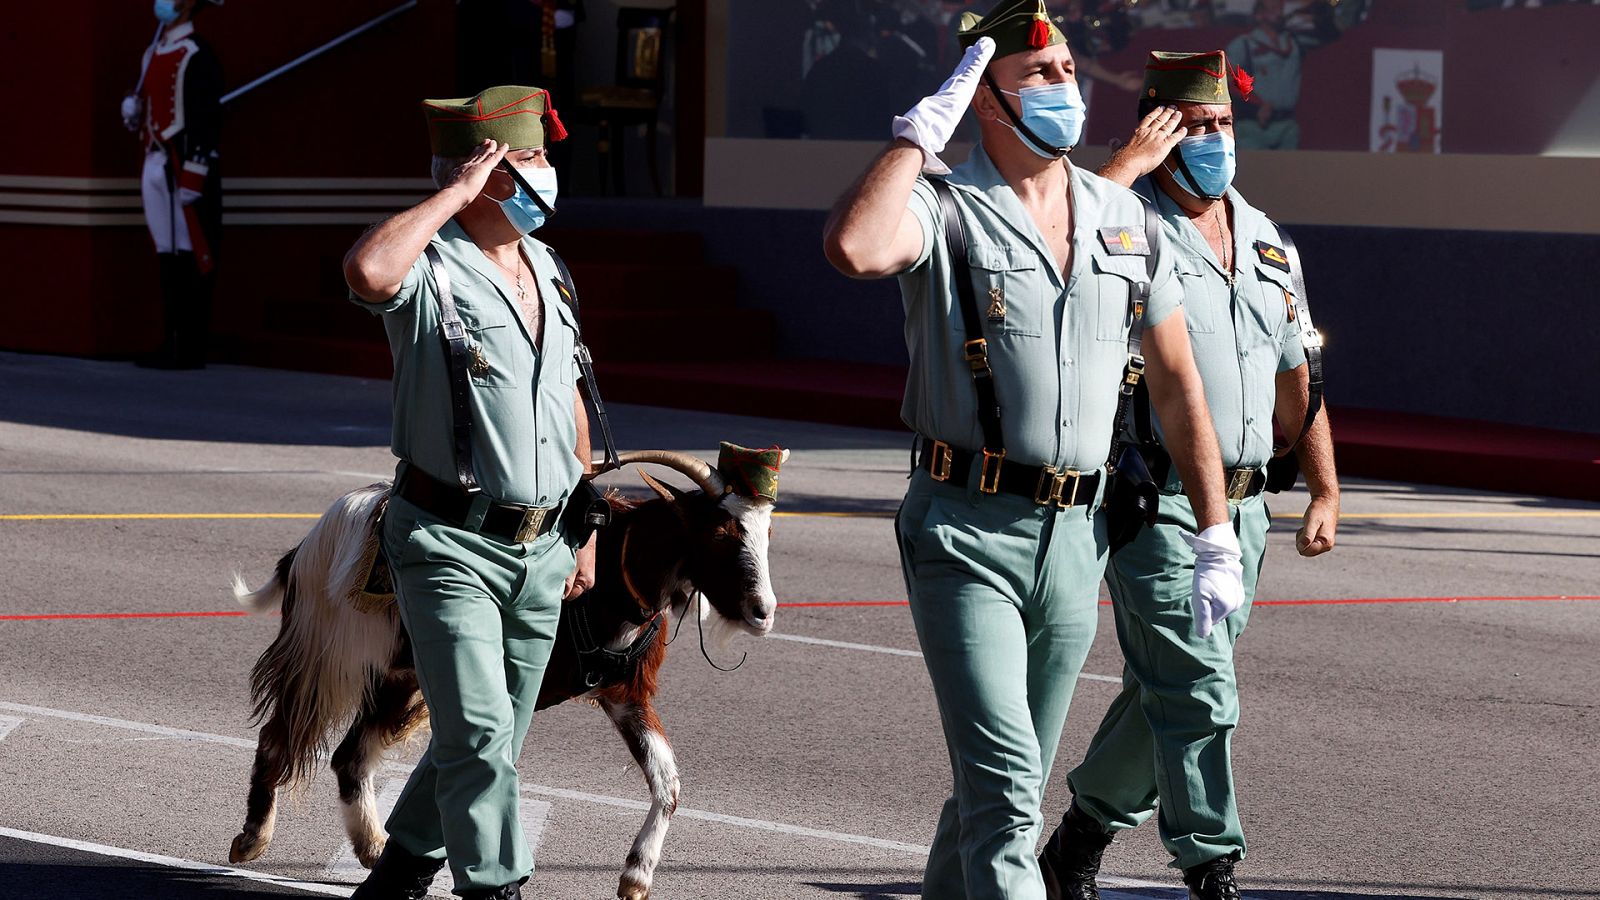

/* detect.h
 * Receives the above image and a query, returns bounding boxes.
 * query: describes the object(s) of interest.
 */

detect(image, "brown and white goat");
[226,449,785,900]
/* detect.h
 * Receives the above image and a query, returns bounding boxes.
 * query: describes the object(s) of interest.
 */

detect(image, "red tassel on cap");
[543,106,569,142]
[1231,64,1255,102]
[1028,14,1050,49]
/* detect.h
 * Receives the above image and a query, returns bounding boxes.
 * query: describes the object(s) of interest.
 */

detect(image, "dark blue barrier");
[550,199,1600,435]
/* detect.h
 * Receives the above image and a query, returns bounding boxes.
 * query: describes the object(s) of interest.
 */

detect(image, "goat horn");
[592,450,726,497]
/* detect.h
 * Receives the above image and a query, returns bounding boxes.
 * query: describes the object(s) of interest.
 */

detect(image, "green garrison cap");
[717,442,787,502]
[1143,50,1248,104]
[958,0,1065,60]
[422,85,569,157]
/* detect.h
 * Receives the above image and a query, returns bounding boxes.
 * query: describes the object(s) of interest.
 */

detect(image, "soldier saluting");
[343,85,593,900]
[123,0,224,369]
[1038,50,1339,900]
[823,3,1244,897]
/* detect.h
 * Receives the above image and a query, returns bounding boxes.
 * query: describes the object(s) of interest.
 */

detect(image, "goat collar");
[619,523,663,626]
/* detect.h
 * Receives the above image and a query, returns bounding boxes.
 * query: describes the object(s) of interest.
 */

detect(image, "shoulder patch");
[1254,240,1291,272]
[1098,226,1150,256]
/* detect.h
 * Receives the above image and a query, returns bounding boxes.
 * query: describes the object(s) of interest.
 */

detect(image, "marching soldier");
[1038,50,1339,900]
[823,3,1244,898]
[343,85,593,900]
[123,0,224,369]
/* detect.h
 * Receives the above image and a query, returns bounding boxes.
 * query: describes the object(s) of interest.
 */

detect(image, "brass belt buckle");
[1226,467,1257,503]
[514,506,550,542]
[978,448,1006,494]
[1036,465,1082,508]
[929,440,954,482]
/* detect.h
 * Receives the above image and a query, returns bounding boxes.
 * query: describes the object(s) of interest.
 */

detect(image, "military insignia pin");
[1254,241,1291,272]
[1098,226,1150,256]
[986,286,1006,321]
[469,344,491,378]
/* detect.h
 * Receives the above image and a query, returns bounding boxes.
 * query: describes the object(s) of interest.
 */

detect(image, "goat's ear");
[638,470,682,503]
[779,448,791,465]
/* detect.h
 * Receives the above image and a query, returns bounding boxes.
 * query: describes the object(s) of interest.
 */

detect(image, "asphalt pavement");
[0,352,1596,900]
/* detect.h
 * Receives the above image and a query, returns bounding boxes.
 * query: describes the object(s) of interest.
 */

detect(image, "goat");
[227,449,786,900]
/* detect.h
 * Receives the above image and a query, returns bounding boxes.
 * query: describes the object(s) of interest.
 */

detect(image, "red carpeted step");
[583,308,775,361]
[541,229,707,265]
[563,263,739,310]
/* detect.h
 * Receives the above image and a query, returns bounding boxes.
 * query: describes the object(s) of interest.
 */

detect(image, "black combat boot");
[1039,801,1114,900]
[461,877,526,899]
[349,841,446,900]
[1183,852,1242,900]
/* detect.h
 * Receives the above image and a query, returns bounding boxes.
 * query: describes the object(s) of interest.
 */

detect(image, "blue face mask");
[1169,131,1236,201]
[496,165,559,235]
[996,81,1086,158]
[153,0,180,24]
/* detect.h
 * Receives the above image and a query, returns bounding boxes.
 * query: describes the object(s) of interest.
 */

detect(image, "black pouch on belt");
[562,478,612,544]
[1106,443,1160,554]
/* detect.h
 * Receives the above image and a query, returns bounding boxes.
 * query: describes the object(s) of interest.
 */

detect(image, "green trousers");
[1066,492,1270,870]
[380,495,574,892]
[896,468,1108,900]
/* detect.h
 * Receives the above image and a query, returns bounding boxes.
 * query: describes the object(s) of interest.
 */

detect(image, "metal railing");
[220,0,419,106]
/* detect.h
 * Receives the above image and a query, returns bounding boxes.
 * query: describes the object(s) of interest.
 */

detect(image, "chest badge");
[986,286,1007,321]
[469,343,491,378]
[1254,240,1291,272]
[1098,226,1150,256]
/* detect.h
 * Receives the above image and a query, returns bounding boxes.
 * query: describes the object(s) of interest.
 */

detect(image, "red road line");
[4,596,1598,622]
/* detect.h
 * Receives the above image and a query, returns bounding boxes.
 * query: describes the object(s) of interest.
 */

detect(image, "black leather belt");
[918,439,1103,508]
[1223,466,1267,502]
[395,465,560,543]
[1145,448,1267,502]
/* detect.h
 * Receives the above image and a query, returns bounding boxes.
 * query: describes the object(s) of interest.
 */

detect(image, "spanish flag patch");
[1254,240,1291,272]
[1098,226,1150,256]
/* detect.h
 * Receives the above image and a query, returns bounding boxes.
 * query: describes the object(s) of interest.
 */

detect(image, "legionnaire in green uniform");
[1038,50,1340,900]
[343,85,590,900]
[823,4,1245,898]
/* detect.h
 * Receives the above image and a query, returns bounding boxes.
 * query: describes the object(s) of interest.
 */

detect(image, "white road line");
[0,700,256,749]
[325,777,551,897]
[520,783,929,855]
[3,700,936,861]
[0,826,353,896]
[767,632,1124,683]
[0,715,22,743]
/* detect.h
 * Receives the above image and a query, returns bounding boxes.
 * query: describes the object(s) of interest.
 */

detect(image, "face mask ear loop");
[983,71,1068,158]
[1168,142,1224,202]
[500,157,556,218]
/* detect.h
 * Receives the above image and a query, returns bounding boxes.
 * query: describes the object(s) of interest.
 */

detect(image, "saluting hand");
[892,36,996,175]
[1296,495,1338,557]
[443,139,510,205]
[1100,105,1186,186]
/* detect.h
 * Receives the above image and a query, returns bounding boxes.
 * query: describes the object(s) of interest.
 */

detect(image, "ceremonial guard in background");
[1039,50,1339,900]
[122,0,224,369]
[824,3,1244,897]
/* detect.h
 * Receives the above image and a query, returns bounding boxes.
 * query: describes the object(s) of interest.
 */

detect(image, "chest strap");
[926,176,1006,492]
[1269,222,1324,455]
[425,244,480,495]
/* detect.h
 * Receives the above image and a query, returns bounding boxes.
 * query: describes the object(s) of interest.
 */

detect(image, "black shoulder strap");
[426,244,480,494]
[1108,197,1162,466]
[546,247,621,474]
[1270,222,1324,455]
[926,177,1005,469]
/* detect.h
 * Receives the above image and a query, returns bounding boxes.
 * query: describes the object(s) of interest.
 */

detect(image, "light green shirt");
[1135,177,1306,471]
[352,219,584,508]
[898,146,1183,472]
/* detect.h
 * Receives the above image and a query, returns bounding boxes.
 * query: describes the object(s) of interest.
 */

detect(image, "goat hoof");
[616,874,650,900]
[354,837,386,869]
[229,832,267,864]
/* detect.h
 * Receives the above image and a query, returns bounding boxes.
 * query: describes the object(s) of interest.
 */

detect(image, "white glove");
[120,93,143,133]
[892,36,995,175]
[1181,522,1246,639]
